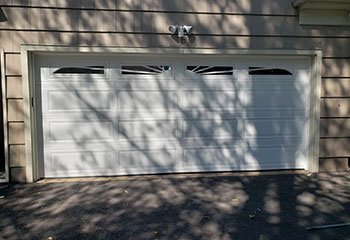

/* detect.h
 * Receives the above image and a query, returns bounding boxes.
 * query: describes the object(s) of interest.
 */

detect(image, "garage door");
[36,54,311,177]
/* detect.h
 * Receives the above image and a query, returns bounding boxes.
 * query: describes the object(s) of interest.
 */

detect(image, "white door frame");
[0,49,9,183]
[21,45,323,182]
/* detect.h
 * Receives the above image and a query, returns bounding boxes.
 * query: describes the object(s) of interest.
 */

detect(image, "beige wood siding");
[0,0,349,180]
[322,78,350,96]
[3,52,26,181]
[0,0,298,14]
[7,99,24,122]
[8,122,25,145]
[6,77,23,98]
[9,145,25,167]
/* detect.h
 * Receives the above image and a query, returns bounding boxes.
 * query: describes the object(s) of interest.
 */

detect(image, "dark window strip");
[187,66,233,75]
[121,65,170,75]
[249,67,292,75]
[54,66,105,74]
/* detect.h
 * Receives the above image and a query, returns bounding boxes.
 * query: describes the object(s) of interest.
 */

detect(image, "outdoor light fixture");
[169,25,193,38]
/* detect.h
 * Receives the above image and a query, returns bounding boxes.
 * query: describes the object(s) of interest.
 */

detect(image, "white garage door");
[36,54,311,178]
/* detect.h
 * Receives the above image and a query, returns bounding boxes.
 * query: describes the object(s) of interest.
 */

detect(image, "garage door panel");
[245,137,305,148]
[182,119,238,139]
[46,121,113,143]
[46,150,114,176]
[182,138,244,148]
[181,78,241,89]
[244,90,305,108]
[40,80,114,91]
[117,112,179,121]
[118,148,177,170]
[245,109,308,119]
[248,78,304,90]
[45,72,110,86]
[244,119,302,138]
[116,79,177,90]
[118,90,177,111]
[244,146,305,169]
[183,147,243,168]
[118,119,178,141]
[46,90,112,112]
[182,90,239,110]
[118,139,180,150]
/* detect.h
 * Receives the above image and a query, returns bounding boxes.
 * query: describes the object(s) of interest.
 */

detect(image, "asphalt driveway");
[0,172,350,240]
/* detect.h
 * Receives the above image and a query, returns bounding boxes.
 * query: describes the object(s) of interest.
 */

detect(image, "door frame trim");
[0,49,9,183]
[21,45,322,182]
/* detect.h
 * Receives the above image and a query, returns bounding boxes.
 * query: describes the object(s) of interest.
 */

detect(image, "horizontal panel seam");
[321,96,350,98]
[323,76,350,78]
[0,28,349,38]
[320,137,350,139]
[321,96,350,99]
[0,5,299,17]
[323,57,350,59]
[320,117,350,119]
[5,75,22,77]
[322,77,350,79]
[4,52,21,55]
[319,156,350,159]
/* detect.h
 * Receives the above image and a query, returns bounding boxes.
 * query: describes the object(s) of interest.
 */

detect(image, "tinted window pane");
[54,66,105,74]
[187,66,233,75]
[122,65,171,75]
[249,67,292,75]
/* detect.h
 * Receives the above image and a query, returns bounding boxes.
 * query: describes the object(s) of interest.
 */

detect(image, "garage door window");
[187,66,234,75]
[121,65,171,75]
[248,67,292,75]
[53,66,105,74]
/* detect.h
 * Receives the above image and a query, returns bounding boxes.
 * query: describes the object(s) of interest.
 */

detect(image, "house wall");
[0,0,349,182]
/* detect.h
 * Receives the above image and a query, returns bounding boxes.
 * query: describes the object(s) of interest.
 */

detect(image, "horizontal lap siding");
[1,0,298,15]
[320,57,350,170]
[1,8,350,37]
[0,1,349,181]
[3,52,25,181]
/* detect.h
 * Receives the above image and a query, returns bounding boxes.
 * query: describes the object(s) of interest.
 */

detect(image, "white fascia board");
[293,0,350,10]
[300,9,350,26]
[293,0,350,25]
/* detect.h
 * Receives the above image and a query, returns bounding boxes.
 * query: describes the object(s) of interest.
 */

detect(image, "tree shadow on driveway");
[0,172,350,240]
